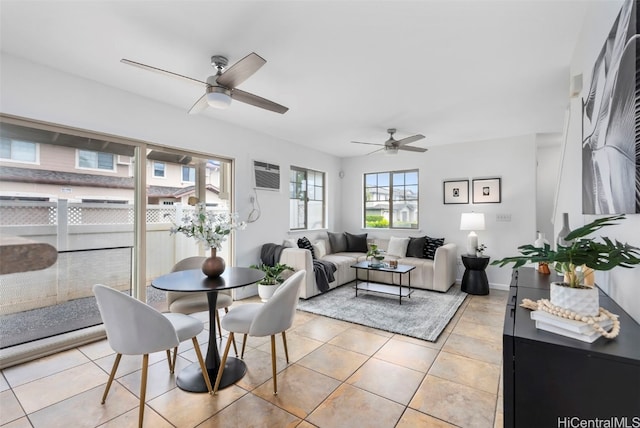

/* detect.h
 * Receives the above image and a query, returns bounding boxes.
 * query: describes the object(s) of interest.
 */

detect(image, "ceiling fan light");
[384,146,399,155]
[206,86,232,109]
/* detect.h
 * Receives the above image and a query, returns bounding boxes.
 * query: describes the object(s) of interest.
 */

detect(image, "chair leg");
[281,330,289,363]
[192,337,213,394]
[270,335,278,395]
[138,354,149,428]
[240,333,248,359]
[213,332,234,395]
[216,310,223,340]
[166,349,173,372]
[101,353,122,404]
[171,347,178,373]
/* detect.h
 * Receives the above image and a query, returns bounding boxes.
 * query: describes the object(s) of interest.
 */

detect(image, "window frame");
[364,169,419,229]
[76,149,116,172]
[152,161,166,178]
[289,166,326,231]
[0,138,39,164]
[182,165,196,183]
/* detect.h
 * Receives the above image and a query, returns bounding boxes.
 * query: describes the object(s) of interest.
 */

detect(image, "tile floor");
[1,288,508,428]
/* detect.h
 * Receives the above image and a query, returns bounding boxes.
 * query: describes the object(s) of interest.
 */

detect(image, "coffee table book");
[530,310,612,343]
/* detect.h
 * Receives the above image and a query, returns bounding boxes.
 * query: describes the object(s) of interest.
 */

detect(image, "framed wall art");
[443,180,469,204]
[472,178,501,203]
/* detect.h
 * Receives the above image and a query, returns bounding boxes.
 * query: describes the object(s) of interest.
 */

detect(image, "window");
[182,166,195,182]
[78,150,115,171]
[364,169,418,229]
[153,161,166,178]
[0,139,37,163]
[289,166,325,230]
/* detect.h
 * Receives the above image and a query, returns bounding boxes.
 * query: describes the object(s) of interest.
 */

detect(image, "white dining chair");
[93,284,213,428]
[213,270,305,395]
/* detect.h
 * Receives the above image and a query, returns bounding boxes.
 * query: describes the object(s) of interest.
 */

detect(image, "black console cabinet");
[503,268,640,428]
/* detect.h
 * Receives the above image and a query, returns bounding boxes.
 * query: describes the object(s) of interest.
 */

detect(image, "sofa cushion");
[424,236,445,259]
[327,231,347,253]
[282,238,297,248]
[313,240,327,259]
[298,237,316,259]
[345,232,368,252]
[387,236,410,257]
[406,236,426,258]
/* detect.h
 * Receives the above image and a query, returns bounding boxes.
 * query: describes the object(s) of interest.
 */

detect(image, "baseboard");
[0,325,106,370]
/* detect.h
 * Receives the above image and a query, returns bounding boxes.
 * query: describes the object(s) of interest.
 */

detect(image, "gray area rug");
[297,283,467,342]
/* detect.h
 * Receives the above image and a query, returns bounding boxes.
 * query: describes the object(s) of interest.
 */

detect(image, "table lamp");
[460,212,485,255]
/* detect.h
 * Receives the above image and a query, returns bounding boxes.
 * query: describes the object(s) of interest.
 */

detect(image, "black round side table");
[461,255,490,295]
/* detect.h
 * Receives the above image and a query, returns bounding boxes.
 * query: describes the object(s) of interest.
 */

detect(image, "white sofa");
[279,237,457,299]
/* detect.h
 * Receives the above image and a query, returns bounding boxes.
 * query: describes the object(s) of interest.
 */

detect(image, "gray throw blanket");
[260,243,336,293]
[260,243,286,266]
[313,259,336,293]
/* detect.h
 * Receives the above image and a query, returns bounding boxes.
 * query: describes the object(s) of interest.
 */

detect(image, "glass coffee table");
[350,260,415,304]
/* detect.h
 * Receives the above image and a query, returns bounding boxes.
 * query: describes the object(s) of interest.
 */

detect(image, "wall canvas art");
[582,0,639,214]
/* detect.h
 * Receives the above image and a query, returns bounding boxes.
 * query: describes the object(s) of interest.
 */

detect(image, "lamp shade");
[460,212,485,231]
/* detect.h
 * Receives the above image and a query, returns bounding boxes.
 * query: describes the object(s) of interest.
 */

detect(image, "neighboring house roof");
[147,184,219,198]
[0,166,220,196]
[0,165,134,189]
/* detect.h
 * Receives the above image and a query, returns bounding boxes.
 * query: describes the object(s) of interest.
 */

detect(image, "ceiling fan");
[120,52,288,114]
[351,128,427,154]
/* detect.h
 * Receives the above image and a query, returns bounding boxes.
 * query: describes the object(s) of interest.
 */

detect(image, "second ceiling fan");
[121,52,288,114]
[351,129,427,154]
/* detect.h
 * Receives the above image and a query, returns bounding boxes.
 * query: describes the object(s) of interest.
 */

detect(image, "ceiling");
[0,1,592,158]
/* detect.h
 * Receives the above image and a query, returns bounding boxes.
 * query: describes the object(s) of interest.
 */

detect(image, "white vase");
[550,282,599,316]
[534,232,549,248]
[258,283,278,302]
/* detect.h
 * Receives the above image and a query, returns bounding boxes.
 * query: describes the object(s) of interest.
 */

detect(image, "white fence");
[0,201,226,315]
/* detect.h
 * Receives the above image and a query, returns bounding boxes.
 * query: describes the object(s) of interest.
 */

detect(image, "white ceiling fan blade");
[399,145,428,152]
[121,59,207,86]
[216,52,266,88]
[188,94,208,114]
[232,89,288,114]
[351,141,384,146]
[395,134,425,146]
[367,147,384,155]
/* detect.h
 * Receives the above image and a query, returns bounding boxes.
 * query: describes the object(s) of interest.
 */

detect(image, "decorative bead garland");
[520,298,620,339]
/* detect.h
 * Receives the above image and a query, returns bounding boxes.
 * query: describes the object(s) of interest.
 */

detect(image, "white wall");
[341,135,537,288]
[559,0,640,323]
[0,54,343,277]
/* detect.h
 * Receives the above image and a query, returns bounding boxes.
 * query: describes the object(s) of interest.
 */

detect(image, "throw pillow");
[282,238,297,248]
[406,236,427,257]
[327,231,347,253]
[387,236,410,257]
[345,232,368,252]
[423,236,445,259]
[313,240,327,259]
[298,237,316,259]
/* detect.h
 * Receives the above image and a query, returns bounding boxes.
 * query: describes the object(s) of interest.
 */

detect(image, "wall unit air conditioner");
[253,160,280,191]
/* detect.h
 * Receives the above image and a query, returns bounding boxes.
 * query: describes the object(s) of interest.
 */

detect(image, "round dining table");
[151,267,265,393]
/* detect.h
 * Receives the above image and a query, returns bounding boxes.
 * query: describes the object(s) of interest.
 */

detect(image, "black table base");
[176,357,247,393]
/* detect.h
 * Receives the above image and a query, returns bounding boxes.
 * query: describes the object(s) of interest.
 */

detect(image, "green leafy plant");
[250,263,295,285]
[491,215,640,288]
[366,244,385,261]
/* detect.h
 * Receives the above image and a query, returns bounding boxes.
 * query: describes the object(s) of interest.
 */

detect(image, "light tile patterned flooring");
[1,287,508,428]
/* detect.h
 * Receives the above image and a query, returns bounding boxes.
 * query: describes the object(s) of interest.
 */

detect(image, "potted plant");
[366,244,385,267]
[492,214,640,316]
[250,262,295,302]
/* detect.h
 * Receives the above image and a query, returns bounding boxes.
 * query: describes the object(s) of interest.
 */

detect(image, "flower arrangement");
[170,202,246,250]
[477,244,487,255]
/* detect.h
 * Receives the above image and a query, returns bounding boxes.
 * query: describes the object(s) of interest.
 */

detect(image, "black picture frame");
[472,178,501,203]
[443,180,469,204]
